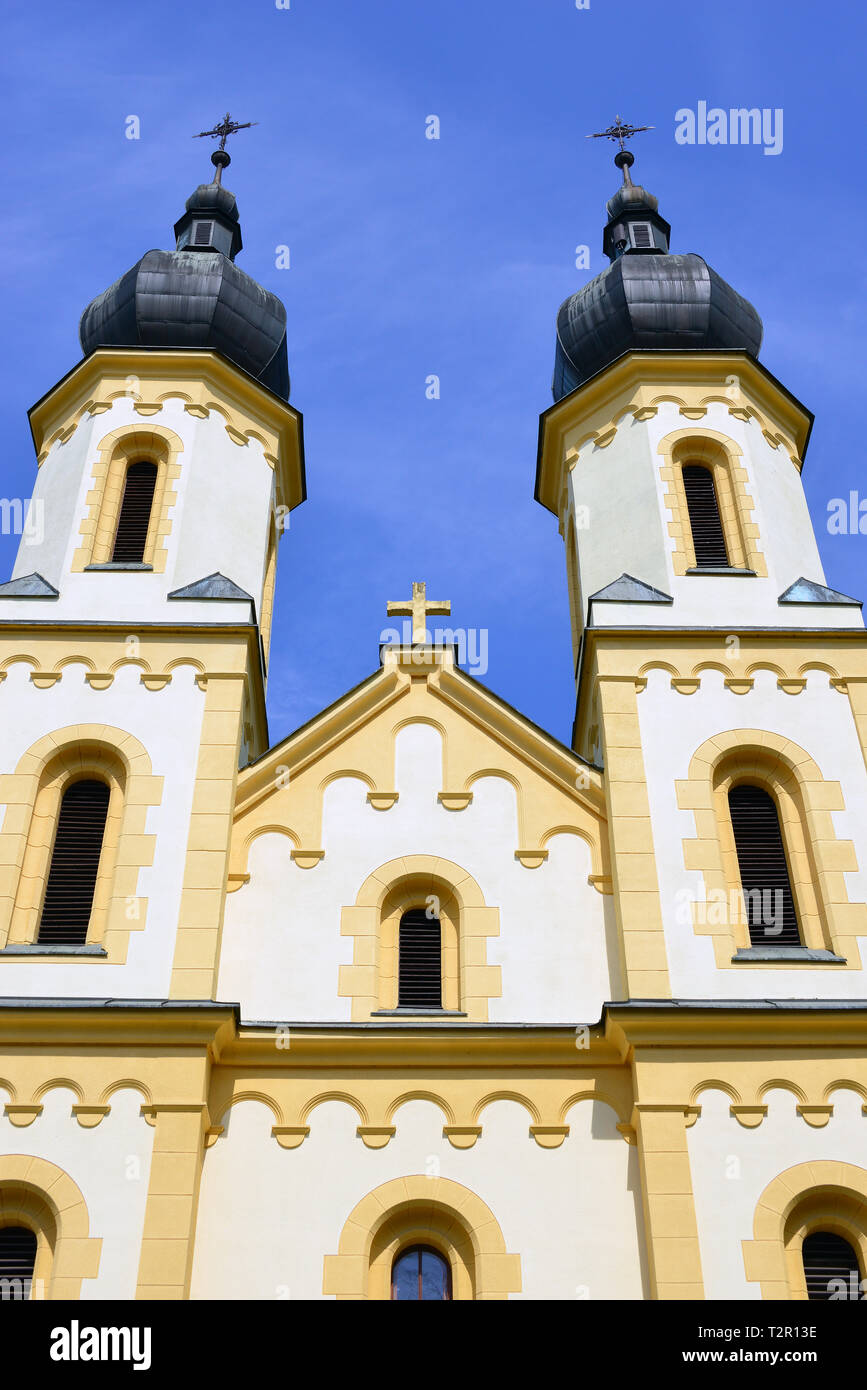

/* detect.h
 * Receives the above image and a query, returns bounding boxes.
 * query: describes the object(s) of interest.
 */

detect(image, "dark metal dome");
[79,179,290,399]
[552,151,762,400]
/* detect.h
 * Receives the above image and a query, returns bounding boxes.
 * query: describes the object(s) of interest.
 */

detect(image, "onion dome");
[79,156,289,399]
[553,149,762,401]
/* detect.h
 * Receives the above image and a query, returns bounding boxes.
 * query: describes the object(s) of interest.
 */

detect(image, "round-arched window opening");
[802,1230,863,1300]
[0,1224,37,1301]
[391,1244,452,1301]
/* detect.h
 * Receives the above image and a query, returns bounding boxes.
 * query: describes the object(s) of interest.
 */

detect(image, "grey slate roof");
[167,572,254,602]
[778,577,862,606]
[0,572,59,598]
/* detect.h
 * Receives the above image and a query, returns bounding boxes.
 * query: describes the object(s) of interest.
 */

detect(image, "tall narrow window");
[683,463,729,567]
[803,1231,862,1300]
[38,779,111,945]
[398,907,442,1008]
[391,1245,452,1300]
[728,784,800,946]
[0,1226,37,1301]
[111,460,157,563]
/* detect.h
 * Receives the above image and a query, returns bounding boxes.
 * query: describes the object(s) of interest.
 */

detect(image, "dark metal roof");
[551,154,763,400]
[553,252,762,400]
[78,180,290,399]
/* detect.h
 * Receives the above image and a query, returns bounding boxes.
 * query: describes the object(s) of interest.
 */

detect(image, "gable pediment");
[229,647,608,888]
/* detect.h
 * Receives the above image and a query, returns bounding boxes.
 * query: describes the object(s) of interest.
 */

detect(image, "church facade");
[1,137,867,1302]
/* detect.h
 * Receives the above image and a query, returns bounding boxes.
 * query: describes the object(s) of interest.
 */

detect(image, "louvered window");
[683,464,729,567]
[728,783,800,946]
[391,1245,452,1300]
[193,220,213,246]
[0,1226,37,1301]
[38,779,110,945]
[803,1231,862,1300]
[397,907,442,1008]
[629,221,653,249]
[111,460,157,563]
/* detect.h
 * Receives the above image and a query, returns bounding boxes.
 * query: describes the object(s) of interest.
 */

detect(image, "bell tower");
[536,129,867,1002]
[0,126,305,999]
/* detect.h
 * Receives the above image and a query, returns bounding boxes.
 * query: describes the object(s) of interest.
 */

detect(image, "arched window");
[111,460,158,563]
[803,1231,863,1300]
[683,463,729,568]
[397,907,442,1008]
[728,784,800,946]
[38,779,111,945]
[0,1225,37,1301]
[391,1245,452,1301]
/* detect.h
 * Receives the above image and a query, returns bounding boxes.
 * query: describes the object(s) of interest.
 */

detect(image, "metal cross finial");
[586,115,654,151]
[386,581,451,645]
[193,112,258,183]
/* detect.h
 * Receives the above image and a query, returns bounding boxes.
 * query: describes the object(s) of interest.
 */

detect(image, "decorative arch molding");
[323,1176,521,1300]
[676,728,867,968]
[0,724,162,960]
[386,1091,456,1126]
[473,1090,541,1125]
[0,1155,101,1299]
[743,1161,867,1299]
[72,422,184,574]
[319,769,377,796]
[338,854,501,1021]
[214,1091,285,1130]
[689,1079,741,1107]
[656,425,767,577]
[757,1078,809,1106]
[300,1091,369,1127]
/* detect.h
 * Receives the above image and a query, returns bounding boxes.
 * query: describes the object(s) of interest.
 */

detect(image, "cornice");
[27,346,306,511]
[536,350,813,517]
[605,1000,867,1056]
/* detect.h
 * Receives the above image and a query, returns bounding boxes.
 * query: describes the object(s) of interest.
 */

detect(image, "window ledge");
[84,563,153,572]
[370,1008,468,1017]
[686,567,757,577]
[0,944,107,958]
[732,947,847,964]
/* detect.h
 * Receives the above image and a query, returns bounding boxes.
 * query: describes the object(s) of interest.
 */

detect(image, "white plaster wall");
[688,1087,866,1300]
[570,400,862,632]
[568,409,667,608]
[0,660,204,998]
[218,723,615,1022]
[190,1097,646,1300]
[0,1086,154,1300]
[6,395,274,622]
[638,667,867,998]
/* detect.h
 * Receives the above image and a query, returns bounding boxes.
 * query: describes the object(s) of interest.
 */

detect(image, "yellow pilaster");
[597,676,670,997]
[170,674,246,999]
[135,1103,209,1300]
[846,677,867,774]
[633,1103,704,1300]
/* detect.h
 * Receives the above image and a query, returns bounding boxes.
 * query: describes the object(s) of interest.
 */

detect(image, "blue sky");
[1,0,864,747]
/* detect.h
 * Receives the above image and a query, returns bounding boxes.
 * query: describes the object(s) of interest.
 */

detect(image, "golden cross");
[386,581,451,644]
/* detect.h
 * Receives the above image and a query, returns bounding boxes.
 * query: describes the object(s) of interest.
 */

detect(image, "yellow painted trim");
[657,427,767,577]
[0,726,161,962]
[340,855,500,1020]
[169,674,245,999]
[743,1161,867,1300]
[677,729,867,968]
[29,349,305,514]
[72,424,183,574]
[323,1176,521,1299]
[0,1155,101,1299]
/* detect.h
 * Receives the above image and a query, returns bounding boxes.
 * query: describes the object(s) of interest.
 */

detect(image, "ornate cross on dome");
[193,112,258,184]
[386,582,451,644]
[586,115,654,152]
